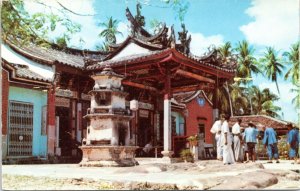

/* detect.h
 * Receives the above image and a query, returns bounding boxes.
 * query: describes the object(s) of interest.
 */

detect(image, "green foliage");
[235,40,260,81]
[277,135,289,160]
[290,84,300,109]
[180,149,194,162]
[187,134,200,142]
[164,0,190,22]
[217,42,232,64]
[149,19,162,34]
[95,42,109,52]
[98,16,122,44]
[1,0,81,48]
[284,41,300,85]
[260,47,285,94]
[249,86,281,118]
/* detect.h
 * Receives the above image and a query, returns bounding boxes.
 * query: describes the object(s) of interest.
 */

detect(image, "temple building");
[1,7,237,162]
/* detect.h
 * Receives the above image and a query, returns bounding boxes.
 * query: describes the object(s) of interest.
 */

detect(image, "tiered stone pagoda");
[79,65,138,167]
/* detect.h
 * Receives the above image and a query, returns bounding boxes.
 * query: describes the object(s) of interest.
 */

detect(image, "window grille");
[8,101,33,156]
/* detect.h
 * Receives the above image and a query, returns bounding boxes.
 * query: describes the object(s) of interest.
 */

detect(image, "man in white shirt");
[142,141,153,157]
[221,114,235,165]
[210,117,223,160]
[232,118,243,162]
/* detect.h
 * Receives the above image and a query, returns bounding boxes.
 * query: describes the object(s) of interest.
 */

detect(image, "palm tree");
[235,40,260,81]
[211,42,249,116]
[218,42,232,64]
[208,82,249,116]
[249,86,281,118]
[95,42,109,52]
[290,84,300,109]
[284,41,299,85]
[208,85,231,115]
[229,83,248,115]
[98,17,122,44]
[260,47,285,94]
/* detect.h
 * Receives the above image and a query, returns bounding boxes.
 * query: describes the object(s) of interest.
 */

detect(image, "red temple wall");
[185,98,213,144]
[2,70,9,135]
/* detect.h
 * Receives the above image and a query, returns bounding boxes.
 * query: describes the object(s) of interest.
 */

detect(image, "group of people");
[210,114,300,165]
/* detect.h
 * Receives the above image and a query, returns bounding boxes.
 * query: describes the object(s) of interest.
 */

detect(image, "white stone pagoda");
[79,65,138,167]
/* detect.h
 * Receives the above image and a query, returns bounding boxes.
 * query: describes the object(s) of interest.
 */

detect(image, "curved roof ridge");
[125,7,151,38]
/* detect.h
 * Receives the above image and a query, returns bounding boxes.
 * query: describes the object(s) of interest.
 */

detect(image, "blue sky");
[24,0,299,123]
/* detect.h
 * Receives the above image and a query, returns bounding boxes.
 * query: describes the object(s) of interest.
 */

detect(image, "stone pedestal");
[192,146,199,161]
[80,146,138,167]
[161,150,174,163]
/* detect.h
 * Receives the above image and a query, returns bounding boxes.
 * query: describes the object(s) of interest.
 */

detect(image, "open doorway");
[56,106,72,156]
[138,117,151,147]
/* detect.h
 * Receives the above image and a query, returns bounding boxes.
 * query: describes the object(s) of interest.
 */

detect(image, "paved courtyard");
[2,159,300,190]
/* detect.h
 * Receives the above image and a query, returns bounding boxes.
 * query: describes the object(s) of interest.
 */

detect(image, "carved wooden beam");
[172,83,214,93]
[122,81,158,93]
[175,69,215,84]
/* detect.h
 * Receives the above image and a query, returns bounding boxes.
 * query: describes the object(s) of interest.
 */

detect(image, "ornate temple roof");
[173,90,213,106]
[1,5,237,85]
[4,39,86,68]
[86,7,237,75]
[2,59,52,84]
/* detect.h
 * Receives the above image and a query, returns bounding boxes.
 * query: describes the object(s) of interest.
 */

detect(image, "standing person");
[262,125,279,163]
[287,123,299,163]
[295,126,299,160]
[210,117,223,160]
[241,128,249,163]
[244,122,258,162]
[142,140,153,157]
[221,114,234,165]
[232,118,243,162]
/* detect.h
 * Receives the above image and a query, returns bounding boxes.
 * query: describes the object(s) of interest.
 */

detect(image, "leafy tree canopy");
[1,0,81,49]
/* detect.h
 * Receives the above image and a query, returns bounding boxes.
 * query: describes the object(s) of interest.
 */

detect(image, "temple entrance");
[56,106,72,156]
[138,116,151,147]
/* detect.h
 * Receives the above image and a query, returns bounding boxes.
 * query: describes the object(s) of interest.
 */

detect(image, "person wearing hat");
[287,123,299,163]
[262,125,279,163]
[244,122,259,162]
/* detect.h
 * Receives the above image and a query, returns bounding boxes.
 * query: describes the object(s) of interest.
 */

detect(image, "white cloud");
[116,22,129,43]
[24,0,103,49]
[258,82,298,122]
[240,0,299,50]
[189,32,224,56]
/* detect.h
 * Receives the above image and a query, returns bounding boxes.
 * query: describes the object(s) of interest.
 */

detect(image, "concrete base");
[160,150,174,163]
[79,145,138,167]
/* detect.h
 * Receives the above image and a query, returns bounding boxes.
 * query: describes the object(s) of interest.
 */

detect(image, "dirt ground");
[2,160,300,190]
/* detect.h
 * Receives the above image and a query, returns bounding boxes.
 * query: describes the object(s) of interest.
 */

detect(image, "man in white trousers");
[210,117,223,160]
[221,114,235,165]
[232,118,243,162]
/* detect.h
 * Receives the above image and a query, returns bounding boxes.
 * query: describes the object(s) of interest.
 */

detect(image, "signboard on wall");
[81,93,91,101]
[55,89,73,98]
[125,101,154,110]
[139,109,149,118]
[55,97,70,107]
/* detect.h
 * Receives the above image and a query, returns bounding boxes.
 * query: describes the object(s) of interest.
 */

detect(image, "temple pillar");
[161,70,173,161]
[212,83,219,120]
[47,87,56,156]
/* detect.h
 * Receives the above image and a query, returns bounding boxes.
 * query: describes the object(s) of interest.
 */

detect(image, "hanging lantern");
[130,99,139,111]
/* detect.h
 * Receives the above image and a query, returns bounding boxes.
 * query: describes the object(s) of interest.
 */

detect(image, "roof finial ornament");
[168,25,176,48]
[135,2,145,27]
[178,23,191,54]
